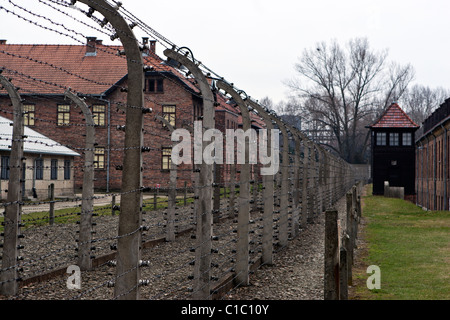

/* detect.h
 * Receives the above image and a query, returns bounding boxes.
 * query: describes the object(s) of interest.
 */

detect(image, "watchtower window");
[403,133,412,146]
[390,133,399,146]
[376,132,386,146]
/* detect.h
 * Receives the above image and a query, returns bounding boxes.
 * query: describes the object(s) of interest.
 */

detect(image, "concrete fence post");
[247,99,274,265]
[153,189,158,210]
[217,81,251,287]
[324,209,339,300]
[49,183,55,226]
[291,133,301,238]
[184,181,188,206]
[155,115,177,242]
[272,120,289,248]
[164,48,215,299]
[307,144,315,223]
[213,163,221,223]
[64,89,95,271]
[229,164,236,217]
[112,195,117,216]
[346,191,354,285]
[0,74,24,296]
[167,160,177,242]
[251,165,258,213]
[301,141,309,229]
[339,247,348,300]
[352,186,359,244]
[77,0,145,299]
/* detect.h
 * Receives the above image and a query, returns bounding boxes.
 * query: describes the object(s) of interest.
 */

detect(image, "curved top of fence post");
[246,99,273,131]
[163,48,215,129]
[78,0,143,94]
[64,89,95,127]
[265,111,288,138]
[216,81,251,131]
[0,74,24,150]
[0,73,22,111]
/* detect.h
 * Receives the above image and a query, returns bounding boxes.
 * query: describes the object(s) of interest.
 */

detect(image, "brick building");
[416,98,450,210]
[0,38,264,192]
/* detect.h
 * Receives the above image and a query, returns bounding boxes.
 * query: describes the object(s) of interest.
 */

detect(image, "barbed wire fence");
[0,0,370,300]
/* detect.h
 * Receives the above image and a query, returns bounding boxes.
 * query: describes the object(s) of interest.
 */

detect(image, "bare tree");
[285,37,415,163]
[399,84,450,134]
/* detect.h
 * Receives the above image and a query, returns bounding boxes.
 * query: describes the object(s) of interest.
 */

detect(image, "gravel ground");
[223,196,348,300]
[0,192,351,300]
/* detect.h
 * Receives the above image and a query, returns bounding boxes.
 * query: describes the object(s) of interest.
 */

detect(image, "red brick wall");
[0,74,197,192]
[416,124,450,211]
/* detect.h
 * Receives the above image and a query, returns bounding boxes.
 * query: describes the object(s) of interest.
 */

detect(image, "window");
[156,79,164,92]
[94,147,105,169]
[92,105,105,126]
[162,105,176,127]
[146,78,164,93]
[1,156,10,180]
[161,147,172,170]
[57,105,70,126]
[376,132,386,146]
[64,160,71,180]
[24,104,35,126]
[51,159,58,180]
[35,158,44,180]
[403,133,412,146]
[389,133,399,146]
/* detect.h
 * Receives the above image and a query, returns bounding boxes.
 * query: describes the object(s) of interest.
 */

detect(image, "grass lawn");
[351,185,450,300]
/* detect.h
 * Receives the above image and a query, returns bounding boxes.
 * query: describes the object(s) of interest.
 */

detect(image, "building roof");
[0,39,199,96]
[0,115,80,156]
[369,103,419,129]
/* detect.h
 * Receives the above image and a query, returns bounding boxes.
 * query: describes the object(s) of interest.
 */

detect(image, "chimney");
[149,40,156,54]
[0,40,6,45]
[86,36,97,56]
[142,37,149,56]
[142,37,156,56]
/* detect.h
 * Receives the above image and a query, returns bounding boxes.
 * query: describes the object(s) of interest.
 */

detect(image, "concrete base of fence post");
[324,210,339,300]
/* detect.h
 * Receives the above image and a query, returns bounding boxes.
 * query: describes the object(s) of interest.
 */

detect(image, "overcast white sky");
[1,0,450,106]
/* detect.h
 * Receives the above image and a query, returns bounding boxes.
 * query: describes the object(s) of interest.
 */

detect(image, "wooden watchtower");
[368,103,419,197]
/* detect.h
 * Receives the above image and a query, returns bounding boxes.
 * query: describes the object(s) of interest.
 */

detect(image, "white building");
[0,115,80,200]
